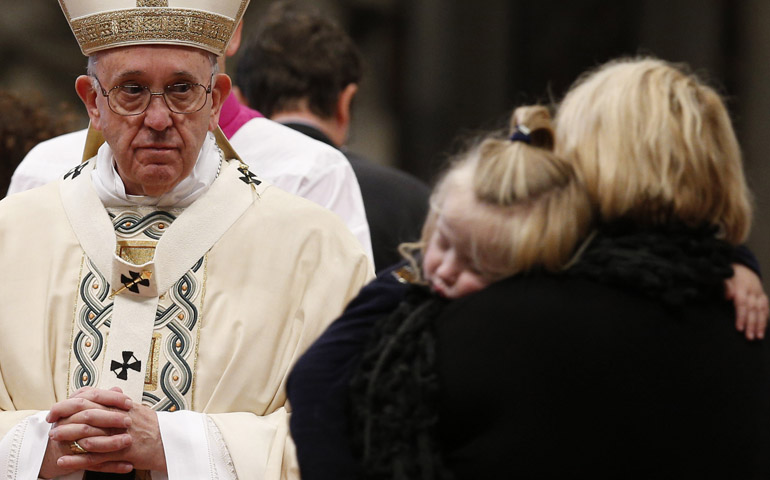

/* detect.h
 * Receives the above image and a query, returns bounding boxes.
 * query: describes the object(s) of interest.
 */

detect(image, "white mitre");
[58,0,250,56]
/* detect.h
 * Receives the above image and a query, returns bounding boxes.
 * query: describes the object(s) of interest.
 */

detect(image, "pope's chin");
[134,149,184,172]
[125,158,186,195]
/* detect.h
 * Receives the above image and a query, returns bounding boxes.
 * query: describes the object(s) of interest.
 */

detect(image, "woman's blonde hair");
[403,105,593,282]
[554,57,752,244]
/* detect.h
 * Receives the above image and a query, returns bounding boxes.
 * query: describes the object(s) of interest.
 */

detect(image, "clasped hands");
[39,387,167,478]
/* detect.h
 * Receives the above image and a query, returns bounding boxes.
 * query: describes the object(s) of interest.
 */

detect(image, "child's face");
[423,210,491,299]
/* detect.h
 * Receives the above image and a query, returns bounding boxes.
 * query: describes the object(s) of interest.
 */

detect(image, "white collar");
[91,131,221,208]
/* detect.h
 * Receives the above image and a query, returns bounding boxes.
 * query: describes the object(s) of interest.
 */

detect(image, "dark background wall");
[2,0,769,286]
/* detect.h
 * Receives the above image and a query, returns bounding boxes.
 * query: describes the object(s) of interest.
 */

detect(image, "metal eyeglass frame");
[92,75,214,116]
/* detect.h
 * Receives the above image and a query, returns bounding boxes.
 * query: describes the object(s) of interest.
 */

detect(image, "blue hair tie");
[510,125,531,144]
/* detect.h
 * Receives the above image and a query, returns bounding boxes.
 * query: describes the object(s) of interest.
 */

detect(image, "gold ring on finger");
[70,440,88,455]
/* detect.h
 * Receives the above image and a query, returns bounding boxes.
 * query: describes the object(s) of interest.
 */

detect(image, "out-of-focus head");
[59,0,248,195]
[420,106,593,298]
[236,0,362,119]
[555,57,751,244]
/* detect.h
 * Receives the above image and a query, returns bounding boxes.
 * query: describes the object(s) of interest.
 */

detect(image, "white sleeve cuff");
[0,411,51,480]
[156,411,235,480]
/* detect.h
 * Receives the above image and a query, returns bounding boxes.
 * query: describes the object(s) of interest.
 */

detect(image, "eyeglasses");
[93,76,213,116]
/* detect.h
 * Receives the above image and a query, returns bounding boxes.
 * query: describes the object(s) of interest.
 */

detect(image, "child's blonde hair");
[555,57,752,244]
[402,105,593,282]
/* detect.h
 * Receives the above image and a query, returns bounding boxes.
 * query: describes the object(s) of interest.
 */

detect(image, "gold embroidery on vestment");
[144,333,162,390]
[117,240,156,265]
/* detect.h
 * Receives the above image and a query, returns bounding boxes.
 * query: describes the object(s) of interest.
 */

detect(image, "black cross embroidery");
[63,163,88,180]
[238,166,261,186]
[120,270,151,294]
[111,351,141,380]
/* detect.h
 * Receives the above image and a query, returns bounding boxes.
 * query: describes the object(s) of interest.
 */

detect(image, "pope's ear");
[75,75,103,129]
[208,73,232,131]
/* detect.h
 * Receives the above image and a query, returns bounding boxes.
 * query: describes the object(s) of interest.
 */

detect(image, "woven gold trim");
[235,0,249,27]
[58,0,71,22]
[137,0,169,7]
[70,8,235,56]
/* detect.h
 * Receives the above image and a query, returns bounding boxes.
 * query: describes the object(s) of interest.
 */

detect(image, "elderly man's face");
[76,45,231,196]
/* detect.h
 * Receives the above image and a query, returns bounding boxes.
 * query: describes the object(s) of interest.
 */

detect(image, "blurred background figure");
[236,1,430,271]
[0,89,76,197]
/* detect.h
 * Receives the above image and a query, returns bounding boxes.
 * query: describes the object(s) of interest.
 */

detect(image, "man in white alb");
[0,1,372,479]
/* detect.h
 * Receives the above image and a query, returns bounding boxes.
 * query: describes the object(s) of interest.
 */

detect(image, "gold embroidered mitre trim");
[58,0,250,56]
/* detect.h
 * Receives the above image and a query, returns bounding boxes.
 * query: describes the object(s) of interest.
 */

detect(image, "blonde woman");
[556,57,767,339]
[434,58,767,478]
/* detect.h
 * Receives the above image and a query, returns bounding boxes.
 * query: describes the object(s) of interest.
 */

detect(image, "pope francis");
[0,1,372,479]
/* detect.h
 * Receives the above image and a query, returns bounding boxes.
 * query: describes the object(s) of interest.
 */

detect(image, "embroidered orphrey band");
[70,8,235,55]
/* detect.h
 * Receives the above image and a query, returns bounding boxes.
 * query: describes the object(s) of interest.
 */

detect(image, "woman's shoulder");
[436,266,734,339]
[440,272,598,316]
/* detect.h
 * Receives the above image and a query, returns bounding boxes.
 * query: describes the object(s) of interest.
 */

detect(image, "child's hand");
[725,263,769,340]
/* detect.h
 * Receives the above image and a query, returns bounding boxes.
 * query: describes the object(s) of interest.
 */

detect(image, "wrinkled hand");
[40,387,167,477]
[726,263,769,341]
[40,387,134,478]
[55,401,167,474]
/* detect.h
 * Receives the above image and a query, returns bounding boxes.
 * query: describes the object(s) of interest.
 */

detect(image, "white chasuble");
[59,152,256,406]
[0,154,374,479]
